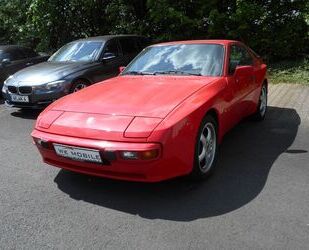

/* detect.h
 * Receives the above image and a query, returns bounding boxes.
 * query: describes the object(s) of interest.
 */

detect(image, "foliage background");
[0,0,308,62]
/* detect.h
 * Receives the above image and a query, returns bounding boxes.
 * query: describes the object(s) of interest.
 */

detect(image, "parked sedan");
[0,45,48,91]
[32,40,267,182]
[2,35,150,108]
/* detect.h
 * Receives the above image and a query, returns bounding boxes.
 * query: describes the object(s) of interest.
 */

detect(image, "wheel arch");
[71,77,92,85]
[69,77,92,92]
[204,107,223,143]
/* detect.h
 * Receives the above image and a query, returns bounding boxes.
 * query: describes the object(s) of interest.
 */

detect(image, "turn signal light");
[140,149,159,160]
[33,137,51,149]
[120,149,159,160]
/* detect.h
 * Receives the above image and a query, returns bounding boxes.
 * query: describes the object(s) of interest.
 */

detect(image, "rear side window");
[119,38,139,55]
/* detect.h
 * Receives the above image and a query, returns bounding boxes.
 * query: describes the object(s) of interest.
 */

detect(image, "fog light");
[120,149,159,160]
[121,151,139,160]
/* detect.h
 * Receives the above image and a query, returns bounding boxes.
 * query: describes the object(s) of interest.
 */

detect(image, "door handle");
[26,62,34,66]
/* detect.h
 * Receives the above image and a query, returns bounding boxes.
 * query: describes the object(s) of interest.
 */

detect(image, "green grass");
[268,58,309,85]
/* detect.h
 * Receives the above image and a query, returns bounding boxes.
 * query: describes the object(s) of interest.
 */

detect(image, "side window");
[103,40,119,58]
[119,38,138,55]
[229,45,253,74]
[8,48,27,61]
[0,51,10,61]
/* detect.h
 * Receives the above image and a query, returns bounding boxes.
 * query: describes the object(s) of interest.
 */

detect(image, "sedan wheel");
[70,80,90,93]
[259,85,267,117]
[73,83,88,92]
[252,84,267,121]
[190,115,219,180]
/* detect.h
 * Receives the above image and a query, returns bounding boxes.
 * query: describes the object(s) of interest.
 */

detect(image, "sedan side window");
[229,45,253,74]
[103,40,119,59]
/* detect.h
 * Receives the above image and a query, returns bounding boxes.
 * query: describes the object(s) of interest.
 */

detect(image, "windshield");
[49,41,104,62]
[123,44,224,76]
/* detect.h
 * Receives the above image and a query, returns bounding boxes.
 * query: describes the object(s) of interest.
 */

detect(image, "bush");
[0,0,308,61]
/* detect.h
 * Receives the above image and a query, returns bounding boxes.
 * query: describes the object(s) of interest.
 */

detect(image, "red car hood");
[52,75,218,118]
[37,76,218,140]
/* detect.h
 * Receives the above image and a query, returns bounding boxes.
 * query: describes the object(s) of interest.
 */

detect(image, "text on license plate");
[53,144,102,163]
[11,94,29,103]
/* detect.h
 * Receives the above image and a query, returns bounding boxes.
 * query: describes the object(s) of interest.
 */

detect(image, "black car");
[0,45,49,91]
[2,35,150,108]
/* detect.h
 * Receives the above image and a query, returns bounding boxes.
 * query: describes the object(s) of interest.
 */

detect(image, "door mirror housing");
[119,66,126,74]
[1,58,11,67]
[102,52,116,61]
[234,65,253,76]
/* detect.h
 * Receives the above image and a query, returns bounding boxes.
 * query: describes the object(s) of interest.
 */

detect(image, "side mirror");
[102,52,116,61]
[1,58,11,67]
[119,66,125,74]
[234,65,253,76]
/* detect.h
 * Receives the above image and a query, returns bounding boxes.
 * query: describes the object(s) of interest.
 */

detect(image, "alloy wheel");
[198,122,217,173]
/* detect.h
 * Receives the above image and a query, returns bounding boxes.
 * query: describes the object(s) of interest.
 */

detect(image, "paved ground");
[0,84,308,249]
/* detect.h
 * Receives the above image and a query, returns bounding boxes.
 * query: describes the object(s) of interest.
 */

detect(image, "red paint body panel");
[32,40,267,182]
[52,76,218,118]
[124,117,162,138]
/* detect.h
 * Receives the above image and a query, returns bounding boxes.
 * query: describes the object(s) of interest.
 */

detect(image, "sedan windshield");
[123,44,224,76]
[49,41,104,62]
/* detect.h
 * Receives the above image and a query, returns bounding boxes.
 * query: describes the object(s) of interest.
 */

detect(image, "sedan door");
[85,39,126,83]
[0,48,29,81]
[225,44,255,126]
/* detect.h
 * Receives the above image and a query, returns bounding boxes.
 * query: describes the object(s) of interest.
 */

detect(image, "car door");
[226,44,255,123]
[0,48,28,84]
[3,48,29,77]
[83,39,125,83]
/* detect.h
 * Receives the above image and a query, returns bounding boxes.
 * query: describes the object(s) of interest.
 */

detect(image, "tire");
[252,84,267,121]
[70,79,90,93]
[189,114,219,180]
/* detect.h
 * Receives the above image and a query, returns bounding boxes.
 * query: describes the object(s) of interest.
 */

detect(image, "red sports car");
[32,40,267,182]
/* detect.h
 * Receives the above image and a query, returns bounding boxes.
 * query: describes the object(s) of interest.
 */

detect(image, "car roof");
[152,39,240,46]
[0,45,25,51]
[75,35,145,43]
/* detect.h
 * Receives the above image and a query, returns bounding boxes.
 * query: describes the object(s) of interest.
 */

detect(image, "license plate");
[10,94,29,103]
[53,144,102,163]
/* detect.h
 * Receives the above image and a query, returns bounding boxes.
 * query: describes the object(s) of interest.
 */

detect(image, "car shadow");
[54,106,301,221]
[10,109,42,120]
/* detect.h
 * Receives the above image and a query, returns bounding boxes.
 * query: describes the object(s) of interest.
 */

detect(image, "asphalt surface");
[0,84,308,249]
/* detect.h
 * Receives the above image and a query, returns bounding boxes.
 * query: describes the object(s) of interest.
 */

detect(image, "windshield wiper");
[153,70,202,76]
[124,71,154,75]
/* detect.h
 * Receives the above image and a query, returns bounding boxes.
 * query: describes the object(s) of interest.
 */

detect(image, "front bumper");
[2,85,70,109]
[31,129,183,182]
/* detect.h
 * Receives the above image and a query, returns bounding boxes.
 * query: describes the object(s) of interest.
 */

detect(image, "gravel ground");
[0,84,308,249]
